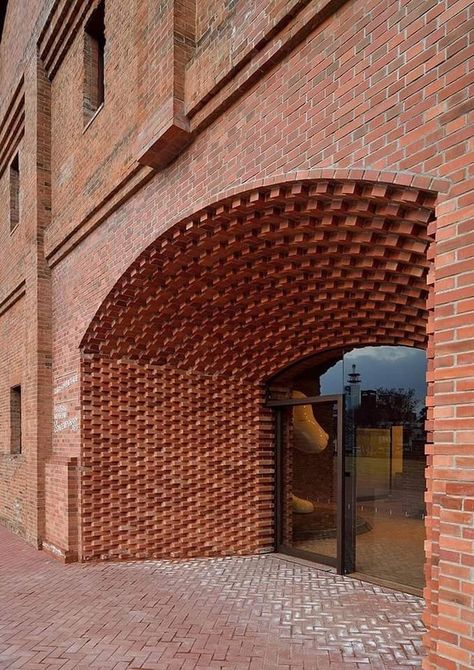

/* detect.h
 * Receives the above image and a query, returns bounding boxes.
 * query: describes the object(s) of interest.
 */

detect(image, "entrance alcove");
[268,343,428,591]
[80,175,435,589]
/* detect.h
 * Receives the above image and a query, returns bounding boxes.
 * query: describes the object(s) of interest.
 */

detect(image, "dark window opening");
[10,386,22,455]
[10,153,19,232]
[0,1,9,44]
[84,1,105,124]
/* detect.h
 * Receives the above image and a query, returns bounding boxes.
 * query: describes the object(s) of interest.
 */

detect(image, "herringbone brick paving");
[0,526,424,669]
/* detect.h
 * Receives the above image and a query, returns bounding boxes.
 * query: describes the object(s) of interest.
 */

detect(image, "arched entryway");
[80,177,435,581]
[268,344,427,592]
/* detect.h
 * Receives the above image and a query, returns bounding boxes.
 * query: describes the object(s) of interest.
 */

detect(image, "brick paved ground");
[0,525,424,669]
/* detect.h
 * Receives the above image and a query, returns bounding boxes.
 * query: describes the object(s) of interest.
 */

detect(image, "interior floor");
[295,510,425,590]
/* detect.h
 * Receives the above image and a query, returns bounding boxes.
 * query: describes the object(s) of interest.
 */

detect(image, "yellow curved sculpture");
[291,391,330,514]
[292,494,314,514]
[292,391,329,454]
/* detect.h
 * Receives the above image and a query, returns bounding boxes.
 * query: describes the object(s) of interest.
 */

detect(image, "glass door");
[343,350,427,591]
[272,394,344,572]
[269,345,426,592]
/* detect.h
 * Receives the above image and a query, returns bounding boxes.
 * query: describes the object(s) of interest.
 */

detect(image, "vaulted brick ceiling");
[82,179,435,381]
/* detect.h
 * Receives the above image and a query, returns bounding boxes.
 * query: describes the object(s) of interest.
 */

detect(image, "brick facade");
[81,356,272,561]
[0,1,472,668]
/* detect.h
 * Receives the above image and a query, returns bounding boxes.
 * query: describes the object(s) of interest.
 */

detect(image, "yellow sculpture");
[291,391,330,514]
[292,391,329,454]
[292,494,314,514]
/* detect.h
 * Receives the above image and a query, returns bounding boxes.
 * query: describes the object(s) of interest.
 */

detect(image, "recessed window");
[10,386,22,455]
[10,153,20,232]
[84,1,105,125]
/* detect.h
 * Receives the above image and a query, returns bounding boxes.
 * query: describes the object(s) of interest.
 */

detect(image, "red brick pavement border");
[0,526,424,669]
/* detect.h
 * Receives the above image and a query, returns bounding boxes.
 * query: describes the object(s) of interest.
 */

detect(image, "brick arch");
[82,177,435,377]
[80,176,436,561]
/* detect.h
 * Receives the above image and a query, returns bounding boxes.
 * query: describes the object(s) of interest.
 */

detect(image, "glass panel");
[343,346,427,589]
[281,399,339,563]
[320,358,344,396]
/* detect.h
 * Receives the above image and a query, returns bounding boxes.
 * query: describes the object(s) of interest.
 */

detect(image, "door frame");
[267,394,345,574]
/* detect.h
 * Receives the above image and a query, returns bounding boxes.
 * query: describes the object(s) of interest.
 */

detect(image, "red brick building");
[0,1,472,668]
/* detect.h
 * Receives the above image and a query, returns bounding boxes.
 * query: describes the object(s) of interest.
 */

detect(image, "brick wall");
[0,137,26,306]
[50,0,140,237]
[81,355,273,561]
[0,0,472,668]
[0,0,42,97]
[427,151,474,668]
[0,298,26,534]
[43,456,78,562]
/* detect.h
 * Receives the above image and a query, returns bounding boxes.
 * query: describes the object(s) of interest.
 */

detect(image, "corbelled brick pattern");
[82,179,435,378]
[0,524,425,669]
[80,178,435,564]
[81,357,274,561]
[80,178,434,562]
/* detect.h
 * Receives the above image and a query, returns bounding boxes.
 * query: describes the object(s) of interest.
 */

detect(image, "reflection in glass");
[274,345,427,591]
[281,397,338,562]
[344,347,426,590]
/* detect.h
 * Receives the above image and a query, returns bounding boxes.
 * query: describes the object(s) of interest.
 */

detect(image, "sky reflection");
[320,346,427,404]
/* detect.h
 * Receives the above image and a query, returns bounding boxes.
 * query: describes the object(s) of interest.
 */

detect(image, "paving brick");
[0,525,425,670]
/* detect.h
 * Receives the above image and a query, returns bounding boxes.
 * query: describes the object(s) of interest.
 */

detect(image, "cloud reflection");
[321,346,427,404]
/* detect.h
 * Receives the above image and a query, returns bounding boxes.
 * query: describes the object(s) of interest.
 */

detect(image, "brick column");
[21,56,53,546]
[425,180,474,669]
